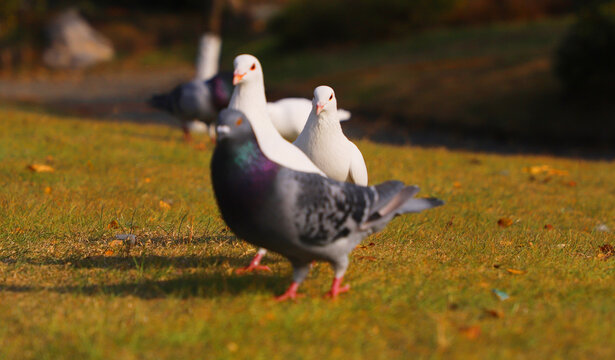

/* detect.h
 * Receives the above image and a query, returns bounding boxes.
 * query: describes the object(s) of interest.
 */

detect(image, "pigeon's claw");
[182,125,193,143]
[275,282,302,302]
[235,264,272,274]
[325,277,350,299]
[235,252,271,274]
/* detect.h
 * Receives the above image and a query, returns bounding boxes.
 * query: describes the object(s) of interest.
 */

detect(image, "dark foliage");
[269,0,456,48]
[554,6,615,93]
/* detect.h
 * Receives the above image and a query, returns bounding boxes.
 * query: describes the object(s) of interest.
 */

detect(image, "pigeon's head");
[312,85,338,116]
[233,54,263,85]
[216,109,254,143]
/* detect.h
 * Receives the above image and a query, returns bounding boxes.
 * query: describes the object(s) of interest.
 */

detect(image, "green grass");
[1,107,614,359]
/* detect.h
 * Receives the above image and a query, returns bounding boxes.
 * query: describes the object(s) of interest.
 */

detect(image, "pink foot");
[275,282,303,302]
[182,126,193,143]
[235,252,272,274]
[325,277,350,299]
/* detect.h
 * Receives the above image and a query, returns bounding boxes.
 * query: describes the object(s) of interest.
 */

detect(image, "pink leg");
[275,282,303,301]
[235,252,272,274]
[325,277,350,299]
[182,125,192,142]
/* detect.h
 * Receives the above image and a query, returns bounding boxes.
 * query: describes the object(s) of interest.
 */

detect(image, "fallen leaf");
[144,177,151,183]
[506,268,526,275]
[598,244,614,260]
[459,326,481,340]
[44,186,52,194]
[194,143,207,151]
[453,181,462,188]
[26,164,54,172]
[483,309,504,318]
[565,180,577,187]
[358,242,376,249]
[159,200,171,210]
[226,342,238,352]
[110,240,124,248]
[104,250,115,256]
[107,220,120,229]
[544,224,554,230]
[497,218,513,228]
[12,228,25,234]
[492,288,510,301]
[523,165,568,176]
[547,168,569,176]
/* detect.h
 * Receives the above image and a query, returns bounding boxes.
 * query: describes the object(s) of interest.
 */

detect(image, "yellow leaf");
[26,164,54,172]
[104,250,115,256]
[44,186,52,194]
[159,200,171,210]
[110,240,124,248]
[497,218,513,228]
[226,342,238,352]
[506,268,526,275]
[459,325,481,340]
[107,220,119,229]
[144,177,151,183]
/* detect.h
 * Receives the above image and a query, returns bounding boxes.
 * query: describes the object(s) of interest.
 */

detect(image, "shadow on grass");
[0,271,289,299]
[21,254,282,270]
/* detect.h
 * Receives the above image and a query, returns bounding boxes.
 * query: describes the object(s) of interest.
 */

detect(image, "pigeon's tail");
[362,184,444,231]
[337,109,352,122]
[148,93,174,113]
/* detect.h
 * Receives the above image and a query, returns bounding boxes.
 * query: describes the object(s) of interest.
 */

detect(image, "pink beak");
[316,104,324,115]
[233,73,245,85]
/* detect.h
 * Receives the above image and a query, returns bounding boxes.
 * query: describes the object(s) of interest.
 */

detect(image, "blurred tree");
[269,0,456,48]
[554,0,615,93]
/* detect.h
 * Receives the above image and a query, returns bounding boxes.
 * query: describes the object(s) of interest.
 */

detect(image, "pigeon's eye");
[329,94,333,101]
[235,117,243,126]
[250,63,256,71]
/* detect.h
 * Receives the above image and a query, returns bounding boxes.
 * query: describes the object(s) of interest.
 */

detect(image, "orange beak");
[316,104,324,115]
[233,73,246,85]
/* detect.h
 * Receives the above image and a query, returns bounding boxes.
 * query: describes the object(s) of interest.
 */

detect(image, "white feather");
[229,55,325,176]
[195,33,221,81]
[267,98,352,141]
[294,86,368,185]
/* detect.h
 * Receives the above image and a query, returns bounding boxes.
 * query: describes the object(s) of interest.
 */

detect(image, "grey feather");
[211,109,445,295]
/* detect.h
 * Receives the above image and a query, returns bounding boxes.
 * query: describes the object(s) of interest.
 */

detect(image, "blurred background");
[1,0,615,155]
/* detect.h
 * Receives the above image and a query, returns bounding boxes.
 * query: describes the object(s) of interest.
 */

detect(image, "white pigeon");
[267,98,352,141]
[229,54,325,176]
[229,54,327,274]
[294,86,368,185]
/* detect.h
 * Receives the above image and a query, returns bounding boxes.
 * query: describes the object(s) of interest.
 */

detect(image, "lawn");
[1,107,614,359]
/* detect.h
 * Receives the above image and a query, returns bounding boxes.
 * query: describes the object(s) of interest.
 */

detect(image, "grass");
[1,107,614,359]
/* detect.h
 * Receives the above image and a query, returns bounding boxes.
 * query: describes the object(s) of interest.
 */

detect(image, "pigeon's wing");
[347,142,368,186]
[289,172,374,247]
[205,74,231,111]
[337,108,352,122]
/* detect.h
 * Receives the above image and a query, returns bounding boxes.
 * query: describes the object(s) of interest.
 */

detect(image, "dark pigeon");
[211,109,444,300]
[148,73,232,141]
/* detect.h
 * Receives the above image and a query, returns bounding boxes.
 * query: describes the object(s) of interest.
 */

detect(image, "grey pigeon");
[211,109,444,300]
[148,73,232,141]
